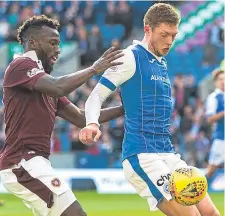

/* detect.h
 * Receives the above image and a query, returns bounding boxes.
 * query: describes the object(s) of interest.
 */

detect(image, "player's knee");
[211,210,220,216]
[202,209,220,216]
[206,212,220,216]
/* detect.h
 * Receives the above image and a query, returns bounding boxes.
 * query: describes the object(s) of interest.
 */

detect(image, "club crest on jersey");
[109,66,118,72]
[149,59,156,64]
[162,61,167,69]
[51,178,61,187]
[27,68,43,77]
[164,182,170,194]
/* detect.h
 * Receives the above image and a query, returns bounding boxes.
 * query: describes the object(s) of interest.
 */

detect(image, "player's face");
[35,26,60,74]
[145,23,178,57]
[215,73,224,91]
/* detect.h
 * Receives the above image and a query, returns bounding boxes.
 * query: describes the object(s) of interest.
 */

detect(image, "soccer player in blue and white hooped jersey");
[205,69,224,179]
[79,3,220,216]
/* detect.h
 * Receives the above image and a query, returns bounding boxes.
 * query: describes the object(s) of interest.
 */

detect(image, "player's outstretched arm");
[79,48,136,145]
[57,103,124,128]
[34,47,124,98]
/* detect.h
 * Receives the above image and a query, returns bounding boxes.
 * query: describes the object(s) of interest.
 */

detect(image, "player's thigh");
[207,164,220,174]
[1,168,52,216]
[1,156,75,216]
[23,156,77,216]
[51,190,85,216]
[163,153,188,171]
[123,153,173,211]
[158,198,201,216]
[196,193,220,216]
[209,139,224,166]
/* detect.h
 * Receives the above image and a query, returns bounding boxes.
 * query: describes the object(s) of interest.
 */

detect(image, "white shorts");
[0,156,76,216]
[209,139,225,166]
[122,153,187,211]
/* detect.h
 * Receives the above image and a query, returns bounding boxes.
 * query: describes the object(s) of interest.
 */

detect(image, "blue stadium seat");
[96,12,106,25]
[99,24,125,48]
[86,24,125,48]
[130,1,153,26]
[94,1,107,12]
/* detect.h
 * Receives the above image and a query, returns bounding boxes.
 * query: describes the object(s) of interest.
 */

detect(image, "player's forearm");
[34,47,124,98]
[99,105,124,123]
[75,106,124,128]
[85,88,105,125]
[207,111,224,124]
[34,67,97,98]
[55,67,96,96]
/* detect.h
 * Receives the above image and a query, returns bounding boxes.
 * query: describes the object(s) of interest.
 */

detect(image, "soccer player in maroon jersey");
[0,15,125,216]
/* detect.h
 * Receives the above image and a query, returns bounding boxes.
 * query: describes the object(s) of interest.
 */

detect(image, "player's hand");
[91,46,124,74]
[79,123,102,145]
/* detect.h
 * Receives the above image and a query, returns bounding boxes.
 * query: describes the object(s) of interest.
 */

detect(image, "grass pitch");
[0,191,224,216]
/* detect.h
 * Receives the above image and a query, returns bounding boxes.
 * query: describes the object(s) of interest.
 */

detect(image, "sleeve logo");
[109,66,118,72]
[27,68,43,77]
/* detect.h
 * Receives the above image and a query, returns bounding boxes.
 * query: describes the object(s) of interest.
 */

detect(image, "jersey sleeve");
[57,96,71,112]
[85,48,136,126]
[3,58,45,91]
[99,48,136,89]
[205,94,217,117]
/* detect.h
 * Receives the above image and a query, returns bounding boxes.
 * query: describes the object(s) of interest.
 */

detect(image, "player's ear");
[144,25,150,34]
[28,37,37,50]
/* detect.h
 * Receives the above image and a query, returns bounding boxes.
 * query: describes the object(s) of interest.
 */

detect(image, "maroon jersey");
[0,55,70,170]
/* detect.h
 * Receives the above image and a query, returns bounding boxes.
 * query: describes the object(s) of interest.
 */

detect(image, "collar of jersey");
[132,40,162,63]
[13,50,44,70]
[215,88,224,94]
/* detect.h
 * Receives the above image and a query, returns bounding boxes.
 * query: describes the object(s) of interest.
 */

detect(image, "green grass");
[0,192,224,216]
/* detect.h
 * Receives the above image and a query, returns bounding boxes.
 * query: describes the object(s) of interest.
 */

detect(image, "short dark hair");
[17,15,60,45]
[144,3,180,28]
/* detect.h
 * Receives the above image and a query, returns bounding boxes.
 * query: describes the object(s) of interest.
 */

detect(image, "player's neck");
[141,37,161,60]
[141,36,159,58]
[216,87,224,92]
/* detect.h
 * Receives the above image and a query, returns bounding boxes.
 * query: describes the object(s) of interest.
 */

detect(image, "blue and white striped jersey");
[206,89,224,140]
[85,40,175,160]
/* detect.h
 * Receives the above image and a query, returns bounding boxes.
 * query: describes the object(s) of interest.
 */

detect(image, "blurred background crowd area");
[0,1,224,169]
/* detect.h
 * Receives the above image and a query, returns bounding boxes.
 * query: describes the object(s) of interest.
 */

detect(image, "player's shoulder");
[9,57,37,69]
[209,90,220,97]
[105,46,135,70]
[116,46,136,69]
[120,45,136,62]
[3,57,41,86]
[5,57,36,77]
[5,57,38,78]
[126,43,137,53]
[206,91,217,102]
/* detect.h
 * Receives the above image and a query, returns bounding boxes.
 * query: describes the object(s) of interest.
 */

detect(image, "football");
[169,167,208,206]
